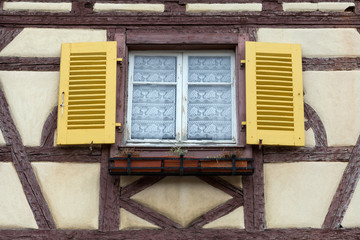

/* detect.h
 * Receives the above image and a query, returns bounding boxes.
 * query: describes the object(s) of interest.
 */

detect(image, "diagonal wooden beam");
[40,106,57,147]
[0,87,55,229]
[0,27,23,52]
[198,176,243,198]
[188,197,244,229]
[304,103,328,147]
[120,176,165,199]
[119,198,182,229]
[323,135,360,229]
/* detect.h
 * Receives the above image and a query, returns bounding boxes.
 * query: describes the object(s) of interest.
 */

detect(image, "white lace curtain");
[131,55,232,141]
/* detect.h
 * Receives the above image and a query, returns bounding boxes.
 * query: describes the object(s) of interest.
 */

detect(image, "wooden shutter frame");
[56,41,117,145]
[245,41,305,146]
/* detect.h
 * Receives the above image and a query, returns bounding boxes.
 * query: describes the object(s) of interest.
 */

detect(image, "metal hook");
[89,141,93,153]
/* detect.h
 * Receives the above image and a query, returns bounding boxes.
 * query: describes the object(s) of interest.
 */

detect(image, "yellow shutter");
[56,41,117,145]
[245,41,305,146]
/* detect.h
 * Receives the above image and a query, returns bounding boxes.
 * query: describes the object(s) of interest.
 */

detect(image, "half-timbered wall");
[0,0,359,238]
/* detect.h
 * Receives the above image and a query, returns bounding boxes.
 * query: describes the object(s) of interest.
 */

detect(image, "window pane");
[188,56,231,83]
[187,85,232,140]
[131,85,176,139]
[134,56,176,82]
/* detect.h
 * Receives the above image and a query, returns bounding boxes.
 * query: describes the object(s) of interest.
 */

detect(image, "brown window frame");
[110,29,248,158]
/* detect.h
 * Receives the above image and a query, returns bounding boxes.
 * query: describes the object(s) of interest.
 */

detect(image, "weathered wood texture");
[26,147,101,162]
[0,57,60,71]
[99,145,120,231]
[1,13,360,27]
[0,87,55,229]
[242,146,265,231]
[2,228,360,239]
[304,102,328,147]
[0,27,22,52]
[40,106,57,147]
[264,146,353,163]
[323,135,360,229]
[303,57,360,71]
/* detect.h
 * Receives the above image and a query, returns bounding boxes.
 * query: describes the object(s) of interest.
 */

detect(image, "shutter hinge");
[241,121,246,128]
[117,58,123,63]
[241,60,246,67]
[115,123,122,132]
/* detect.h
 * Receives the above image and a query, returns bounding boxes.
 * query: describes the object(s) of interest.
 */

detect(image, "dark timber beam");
[0,12,360,27]
[0,87,56,229]
[2,228,360,239]
[323,135,360,228]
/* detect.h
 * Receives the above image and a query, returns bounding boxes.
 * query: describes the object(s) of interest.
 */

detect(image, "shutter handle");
[60,92,64,116]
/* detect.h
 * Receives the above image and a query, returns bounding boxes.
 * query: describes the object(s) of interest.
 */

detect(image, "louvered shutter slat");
[245,41,305,146]
[57,41,117,145]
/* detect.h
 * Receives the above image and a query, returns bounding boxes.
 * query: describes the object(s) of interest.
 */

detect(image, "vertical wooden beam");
[110,28,127,157]
[98,145,120,231]
[0,87,55,229]
[242,146,266,231]
[323,135,360,229]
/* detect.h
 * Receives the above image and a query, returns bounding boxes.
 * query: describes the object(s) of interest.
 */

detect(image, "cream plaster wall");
[0,28,106,57]
[0,131,6,145]
[305,128,316,147]
[282,2,355,12]
[342,181,360,227]
[0,71,58,146]
[120,176,142,188]
[131,176,232,227]
[32,163,100,229]
[94,3,164,12]
[186,3,262,12]
[264,162,346,228]
[120,208,160,230]
[220,176,242,189]
[304,71,360,146]
[257,28,360,57]
[0,163,37,229]
[203,206,245,229]
[3,2,72,12]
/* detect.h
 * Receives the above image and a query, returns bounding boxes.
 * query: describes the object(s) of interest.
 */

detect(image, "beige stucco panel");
[0,71,58,146]
[186,3,262,12]
[94,3,164,12]
[120,208,160,230]
[282,2,354,12]
[304,71,360,146]
[0,28,106,57]
[120,176,142,188]
[131,176,232,227]
[264,162,346,228]
[219,176,242,189]
[203,206,245,229]
[32,162,100,229]
[0,163,37,229]
[0,131,6,145]
[3,2,72,12]
[342,180,360,227]
[257,28,360,57]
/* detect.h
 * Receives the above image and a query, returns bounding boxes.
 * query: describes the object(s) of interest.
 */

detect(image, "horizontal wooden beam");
[264,146,353,163]
[0,57,59,71]
[1,228,360,238]
[303,58,360,71]
[0,12,360,27]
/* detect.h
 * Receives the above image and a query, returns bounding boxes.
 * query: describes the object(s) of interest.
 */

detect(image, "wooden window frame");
[126,50,237,146]
[111,30,247,158]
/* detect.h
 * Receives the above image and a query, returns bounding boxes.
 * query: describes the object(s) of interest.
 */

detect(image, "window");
[126,51,237,145]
